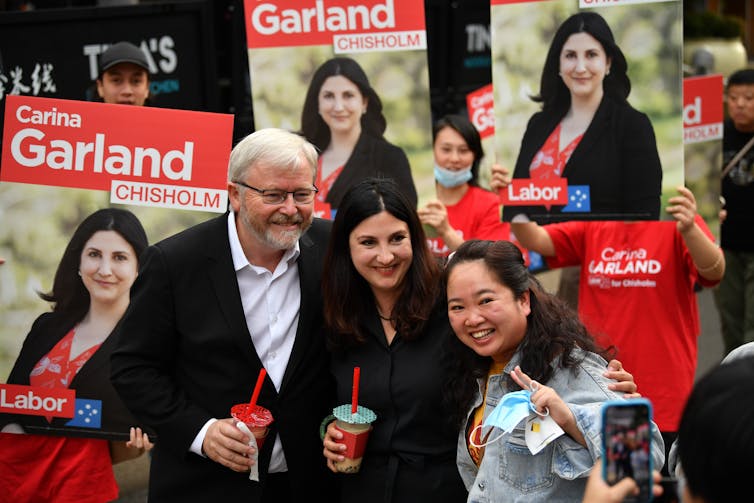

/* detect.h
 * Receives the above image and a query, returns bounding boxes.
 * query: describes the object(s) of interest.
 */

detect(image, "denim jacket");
[456,348,665,503]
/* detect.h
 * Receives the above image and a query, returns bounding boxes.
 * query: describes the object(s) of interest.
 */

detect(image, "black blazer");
[2,311,145,440]
[504,96,662,223]
[326,132,418,210]
[110,214,336,501]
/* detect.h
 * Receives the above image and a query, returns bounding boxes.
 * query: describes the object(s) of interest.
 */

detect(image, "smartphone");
[601,398,653,503]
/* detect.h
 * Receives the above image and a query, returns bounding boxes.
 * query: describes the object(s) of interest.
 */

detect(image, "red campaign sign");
[467,84,494,139]
[498,178,569,206]
[683,74,724,144]
[244,0,426,49]
[0,383,76,419]
[1,95,233,212]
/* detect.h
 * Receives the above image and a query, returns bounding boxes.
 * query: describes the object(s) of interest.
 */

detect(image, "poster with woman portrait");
[0,96,233,441]
[491,0,683,223]
[243,0,434,216]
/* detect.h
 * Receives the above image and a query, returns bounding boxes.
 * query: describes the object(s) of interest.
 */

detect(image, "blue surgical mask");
[434,163,472,188]
[469,389,536,448]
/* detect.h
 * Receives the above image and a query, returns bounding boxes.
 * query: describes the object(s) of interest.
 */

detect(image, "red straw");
[351,367,360,414]
[249,368,267,408]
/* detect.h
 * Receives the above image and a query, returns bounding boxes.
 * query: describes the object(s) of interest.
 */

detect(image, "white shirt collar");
[227,211,300,272]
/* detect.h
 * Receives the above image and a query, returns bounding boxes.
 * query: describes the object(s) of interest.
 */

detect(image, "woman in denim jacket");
[444,240,664,502]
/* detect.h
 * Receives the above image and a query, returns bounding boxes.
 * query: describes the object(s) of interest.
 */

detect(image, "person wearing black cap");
[96,41,151,106]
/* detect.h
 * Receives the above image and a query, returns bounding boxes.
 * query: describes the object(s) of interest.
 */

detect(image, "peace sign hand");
[510,365,586,447]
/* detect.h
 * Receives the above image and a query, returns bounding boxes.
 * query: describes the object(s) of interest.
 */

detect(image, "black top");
[326,132,418,210]
[328,300,467,503]
[721,118,754,251]
[504,95,662,223]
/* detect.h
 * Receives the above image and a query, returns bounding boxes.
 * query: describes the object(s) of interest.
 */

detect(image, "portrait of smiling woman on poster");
[495,6,680,224]
[300,57,417,219]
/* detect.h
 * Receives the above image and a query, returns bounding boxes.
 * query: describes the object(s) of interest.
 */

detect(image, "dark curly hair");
[443,239,613,427]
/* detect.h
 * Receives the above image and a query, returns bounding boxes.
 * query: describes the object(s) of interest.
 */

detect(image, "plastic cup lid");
[231,403,273,426]
[333,404,376,424]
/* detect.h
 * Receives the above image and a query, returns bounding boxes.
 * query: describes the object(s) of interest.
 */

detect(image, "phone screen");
[603,400,652,502]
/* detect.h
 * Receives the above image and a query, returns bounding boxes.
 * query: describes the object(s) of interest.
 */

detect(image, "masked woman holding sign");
[300,57,417,219]
[0,208,153,502]
[418,114,524,260]
[503,11,662,223]
[444,239,665,502]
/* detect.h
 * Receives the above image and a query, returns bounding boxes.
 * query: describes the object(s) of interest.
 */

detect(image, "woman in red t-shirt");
[0,208,153,502]
[418,114,526,262]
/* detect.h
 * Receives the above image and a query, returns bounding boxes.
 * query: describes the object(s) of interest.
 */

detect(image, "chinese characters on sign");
[0,63,57,101]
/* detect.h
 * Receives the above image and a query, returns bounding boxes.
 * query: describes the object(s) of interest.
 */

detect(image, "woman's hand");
[666,186,697,234]
[418,200,452,236]
[322,420,346,473]
[126,426,153,454]
[510,365,586,446]
[490,163,512,192]
[111,426,154,464]
[418,200,464,251]
[604,359,640,398]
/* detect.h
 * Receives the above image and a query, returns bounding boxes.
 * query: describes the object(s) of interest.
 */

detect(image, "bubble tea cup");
[331,404,376,473]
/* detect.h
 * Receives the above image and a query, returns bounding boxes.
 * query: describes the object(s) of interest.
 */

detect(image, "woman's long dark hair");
[532,11,631,117]
[300,57,387,152]
[39,208,148,323]
[433,114,485,187]
[443,239,612,427]
[322,178,441,351]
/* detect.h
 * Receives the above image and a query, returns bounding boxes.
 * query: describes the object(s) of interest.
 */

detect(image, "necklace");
[376,308,394,322]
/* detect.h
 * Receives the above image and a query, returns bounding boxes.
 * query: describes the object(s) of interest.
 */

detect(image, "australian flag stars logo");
[562,186,590,212]
[64,398,102,428]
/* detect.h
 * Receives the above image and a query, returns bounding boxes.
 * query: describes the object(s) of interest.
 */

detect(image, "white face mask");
[434,163,473,188]
[468,385,558,453]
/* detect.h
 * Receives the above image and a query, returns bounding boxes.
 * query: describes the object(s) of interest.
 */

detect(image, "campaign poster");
[491,0,683,223]
[0,96,233,440]
[684,74,724,238]
[466,83,495,188]
[243,0,434,210]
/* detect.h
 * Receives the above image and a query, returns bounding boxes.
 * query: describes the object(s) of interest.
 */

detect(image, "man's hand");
[202,418,256,472]
[605,359,640,398]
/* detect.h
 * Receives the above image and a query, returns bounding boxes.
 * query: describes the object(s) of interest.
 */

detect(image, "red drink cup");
[331,404,376,474]
[231,403,273,450]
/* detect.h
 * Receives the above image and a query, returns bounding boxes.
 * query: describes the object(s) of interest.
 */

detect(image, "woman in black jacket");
[300,57,417,218]
[503,11,662,223]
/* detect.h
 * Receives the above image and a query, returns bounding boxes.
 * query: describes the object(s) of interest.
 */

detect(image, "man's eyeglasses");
[234,181,319,205]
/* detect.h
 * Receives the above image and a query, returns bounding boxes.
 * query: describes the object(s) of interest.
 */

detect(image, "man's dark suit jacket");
[504,95,663,223]
[111,214,335,501]
[326,132,418,210]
